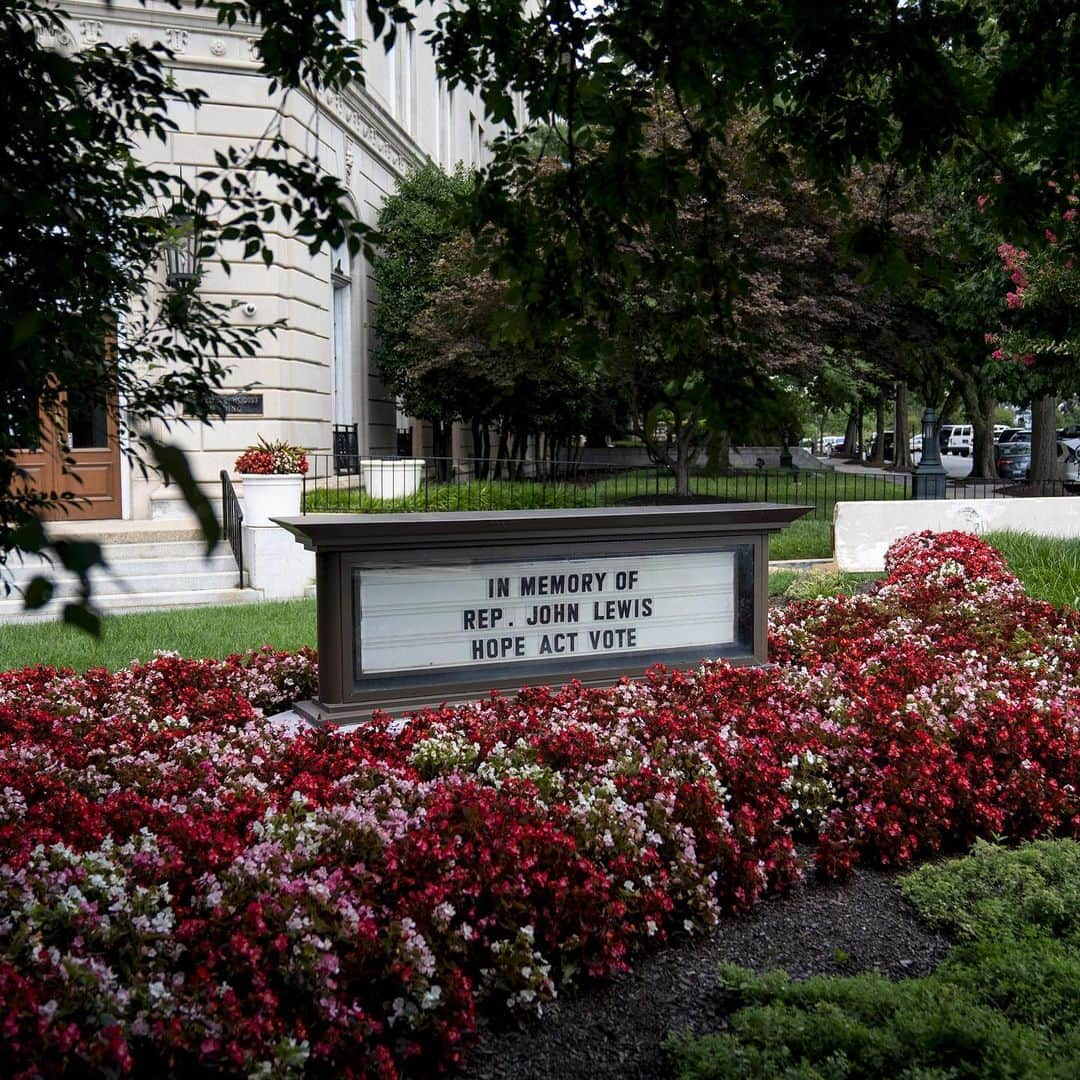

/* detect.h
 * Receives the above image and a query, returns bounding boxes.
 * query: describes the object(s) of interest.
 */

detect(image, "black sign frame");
[276,503,809,724]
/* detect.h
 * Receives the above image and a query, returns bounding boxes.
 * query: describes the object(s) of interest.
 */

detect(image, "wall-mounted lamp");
[164,207,200,290]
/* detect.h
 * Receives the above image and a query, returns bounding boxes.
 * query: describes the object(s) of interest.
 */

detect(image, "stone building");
[23,0,491,523]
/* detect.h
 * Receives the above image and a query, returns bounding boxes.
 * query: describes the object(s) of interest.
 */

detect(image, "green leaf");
[53,539,104,576]
[145,437,221,554]
[62,602,101,636]
[23,575,54,610]
[11,520,47,555]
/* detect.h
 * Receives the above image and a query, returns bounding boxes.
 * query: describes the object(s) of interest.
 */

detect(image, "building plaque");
[276,503,809,725]
[184,393,264,417]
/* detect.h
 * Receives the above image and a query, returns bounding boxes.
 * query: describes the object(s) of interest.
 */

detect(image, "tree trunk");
[509,427,527,479]
[841,411,860,457]
[1029,394,1058,487]
[475,418,493,479]
[432,419,453,481]
[958,374,996,481]
[868,391,887,466]
[470,417,486,479]
[674,453,691,496]
[892,382,912,471]
[493,421,511,478]
[706,428,733,474]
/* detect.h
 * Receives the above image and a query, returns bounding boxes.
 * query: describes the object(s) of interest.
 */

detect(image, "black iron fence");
[219,470,244,587]
[939,476,1073,499]
[332,423,359,475]
[301,455,935,522]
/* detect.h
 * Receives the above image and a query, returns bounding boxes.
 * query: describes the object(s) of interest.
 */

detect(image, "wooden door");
[11,392,122,521]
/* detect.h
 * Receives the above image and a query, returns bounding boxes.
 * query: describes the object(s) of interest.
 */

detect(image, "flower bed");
[2,533,1080,1076]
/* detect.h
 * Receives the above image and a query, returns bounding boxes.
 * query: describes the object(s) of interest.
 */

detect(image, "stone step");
[0,586,266,624]
[3,552,237,589]
[3,566,242,603]
[99,539,229,563]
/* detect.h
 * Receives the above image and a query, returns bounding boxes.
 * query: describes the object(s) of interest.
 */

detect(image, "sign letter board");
[276,503,809,725]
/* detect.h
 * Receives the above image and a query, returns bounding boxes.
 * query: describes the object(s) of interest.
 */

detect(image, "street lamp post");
[779,429,794,470]
[912,407,947,499]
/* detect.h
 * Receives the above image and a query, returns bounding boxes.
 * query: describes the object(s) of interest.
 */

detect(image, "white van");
[946,424,974,457]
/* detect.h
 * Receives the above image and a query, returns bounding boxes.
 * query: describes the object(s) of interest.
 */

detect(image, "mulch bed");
[463,860,949,1080]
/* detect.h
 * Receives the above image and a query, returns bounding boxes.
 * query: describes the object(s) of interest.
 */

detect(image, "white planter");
[359,457,426,500]
[239,472,304,526]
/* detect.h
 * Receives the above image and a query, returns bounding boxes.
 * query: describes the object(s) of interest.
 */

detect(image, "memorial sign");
[277,503,809,725]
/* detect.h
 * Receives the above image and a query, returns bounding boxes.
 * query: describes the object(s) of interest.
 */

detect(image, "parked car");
[938,424,955,453]
[995,440,1079,482]
[945,423,974,456]
[865,432,895,461]
[1057,426,1080,452]
[996,427,1026,444]
[999,428,1032,444]
[909,433,923,453]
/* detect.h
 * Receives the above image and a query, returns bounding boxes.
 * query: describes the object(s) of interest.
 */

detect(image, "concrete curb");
[768,558,836,573]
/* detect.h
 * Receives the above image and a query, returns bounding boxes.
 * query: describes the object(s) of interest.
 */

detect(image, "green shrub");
[901,838,1080,943]
[666,840,1080,1080]
[667,971,1052,1079]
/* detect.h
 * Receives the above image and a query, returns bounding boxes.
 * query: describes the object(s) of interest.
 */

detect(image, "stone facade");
[62,0,492,520]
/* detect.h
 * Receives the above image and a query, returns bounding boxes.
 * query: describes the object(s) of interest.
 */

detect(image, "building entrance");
[12,391,122,521]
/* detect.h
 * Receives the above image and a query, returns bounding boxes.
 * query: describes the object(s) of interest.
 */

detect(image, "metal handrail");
[220,470,244,587]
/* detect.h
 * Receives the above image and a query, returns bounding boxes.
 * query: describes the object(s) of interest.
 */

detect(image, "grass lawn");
[1,529,1073,674]
[984,530,1080,610]
[768,516,832,560]
[305,467,906,530]
[0,599,316,673]
[306,472,853,562]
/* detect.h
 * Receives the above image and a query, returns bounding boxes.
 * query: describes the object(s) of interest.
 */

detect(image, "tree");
[2,0,387,627]
[370,163,476,463]
[424,0,1080,489]
[404,232,614,472]
[11,0,1080,623]
[988,183,1080,482]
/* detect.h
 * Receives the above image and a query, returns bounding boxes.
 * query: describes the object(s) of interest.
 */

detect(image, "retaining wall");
[834,498,1080,571]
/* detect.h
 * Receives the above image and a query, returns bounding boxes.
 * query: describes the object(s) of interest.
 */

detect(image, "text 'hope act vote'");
[469,627,639,661]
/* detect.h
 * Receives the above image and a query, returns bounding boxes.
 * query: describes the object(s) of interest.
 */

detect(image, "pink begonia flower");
[983,332,999,345]
[1063,208,1077,222]
[1021,353,1036,366]
[1045,229,1058,243]
[992,348,1004,360]
[1005,291,1024,309]
[976,194,990,211]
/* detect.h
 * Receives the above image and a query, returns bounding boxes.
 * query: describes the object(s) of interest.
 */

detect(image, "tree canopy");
[7,0,1080,619]
[2,0,378,626]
